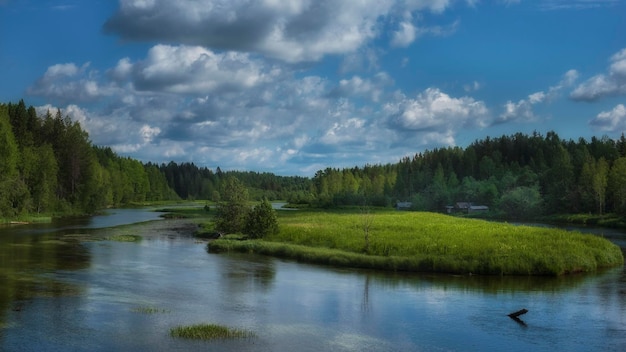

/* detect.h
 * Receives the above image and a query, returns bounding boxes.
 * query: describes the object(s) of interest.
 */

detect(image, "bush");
[244,198,278,239]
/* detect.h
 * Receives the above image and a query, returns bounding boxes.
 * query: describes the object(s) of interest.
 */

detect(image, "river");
[1,209,624,351]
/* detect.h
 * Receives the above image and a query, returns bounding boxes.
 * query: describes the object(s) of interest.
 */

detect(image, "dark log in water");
[507,309,528,318]
[508,309,529,326]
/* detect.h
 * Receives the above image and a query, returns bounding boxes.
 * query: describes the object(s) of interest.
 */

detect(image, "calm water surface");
[1,209,625,351]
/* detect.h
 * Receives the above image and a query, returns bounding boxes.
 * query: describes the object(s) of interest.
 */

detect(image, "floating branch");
[507,309,528,318]
[508,308,528,326]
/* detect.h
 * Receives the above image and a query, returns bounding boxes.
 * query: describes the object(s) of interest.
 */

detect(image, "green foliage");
[244,198,279,239]
[0,101,178,219]
[608,157,626,214]
[307,131,626,218]
[0,105,19,178]
[498,185,543,219]
[210,209,623,276]
[214,177,250,234]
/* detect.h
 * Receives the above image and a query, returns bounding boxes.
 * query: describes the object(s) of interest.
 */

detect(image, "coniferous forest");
[0,101,178,218]
[2,100,626,221]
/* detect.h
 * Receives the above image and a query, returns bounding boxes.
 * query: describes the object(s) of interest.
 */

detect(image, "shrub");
[244,198,278,239]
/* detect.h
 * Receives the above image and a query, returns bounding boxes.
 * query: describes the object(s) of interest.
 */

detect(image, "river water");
[1,209,624,351]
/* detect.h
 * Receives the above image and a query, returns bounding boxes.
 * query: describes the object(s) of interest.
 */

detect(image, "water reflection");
[1,213,625,351]
[0,232,90,331]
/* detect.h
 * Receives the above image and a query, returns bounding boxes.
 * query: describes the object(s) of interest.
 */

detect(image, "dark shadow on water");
[509,316,528,327]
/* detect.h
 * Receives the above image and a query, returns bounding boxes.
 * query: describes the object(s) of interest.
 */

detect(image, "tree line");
[157,162,313,203]
[4,100,626,220]
[0,100,178,218]
[310,131,626,218]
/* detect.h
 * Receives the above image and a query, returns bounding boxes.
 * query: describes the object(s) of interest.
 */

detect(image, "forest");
[140,128,626,221]
[307,131,626,218]
[0,100,177,218]
[2,100,626,221]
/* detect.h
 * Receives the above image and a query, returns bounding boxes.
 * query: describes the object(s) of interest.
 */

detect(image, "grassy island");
[208,210,624,276]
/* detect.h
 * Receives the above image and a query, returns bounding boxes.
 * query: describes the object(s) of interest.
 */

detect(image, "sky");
[1,0,625,176]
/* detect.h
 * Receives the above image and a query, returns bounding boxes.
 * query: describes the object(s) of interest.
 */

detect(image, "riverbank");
[0,215,52,225]
[208,209,624,276]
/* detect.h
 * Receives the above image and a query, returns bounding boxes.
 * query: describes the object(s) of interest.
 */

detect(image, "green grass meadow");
[209,209,624,276]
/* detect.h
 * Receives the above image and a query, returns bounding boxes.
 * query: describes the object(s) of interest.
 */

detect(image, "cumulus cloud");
[571,48,626,101]
[390,11,459,48]
[496,97,539,124]
[391,20,417,47]
[129,45,275,94]
[24,0,492,175]
[589,104,626,132]
[27,62,113,102]
[104,0,395,63]
[103,0,461,63]
[329,73,393,102]
[385,88,488,146]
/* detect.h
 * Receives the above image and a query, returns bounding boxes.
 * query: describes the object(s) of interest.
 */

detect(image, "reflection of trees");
[361,274,371,313]
[217,252,276,295]
[0,230,90,326]
[353,266,624,297]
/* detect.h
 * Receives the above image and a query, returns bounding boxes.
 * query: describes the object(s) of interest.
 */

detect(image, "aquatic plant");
[170,323,255,340]
[107,234,142,242]
[131,306,170,314]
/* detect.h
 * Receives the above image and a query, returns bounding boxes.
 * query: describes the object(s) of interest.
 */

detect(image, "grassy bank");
[540,213,626,229]
[0,215,52,225]
[208,210,624,276]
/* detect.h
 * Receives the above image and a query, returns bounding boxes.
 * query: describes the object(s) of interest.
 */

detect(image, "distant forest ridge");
[2,100,626,218]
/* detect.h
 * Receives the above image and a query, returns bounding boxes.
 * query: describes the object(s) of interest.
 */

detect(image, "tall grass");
[209,210,624,276]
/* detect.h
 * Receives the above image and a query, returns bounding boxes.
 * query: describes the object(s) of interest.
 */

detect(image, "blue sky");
[1,0,625,176]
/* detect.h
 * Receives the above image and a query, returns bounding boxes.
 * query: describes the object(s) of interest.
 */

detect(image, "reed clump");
[170,323,255,340]
[208,210,623,276]
[107,234,142,242]
[131,306,170,314]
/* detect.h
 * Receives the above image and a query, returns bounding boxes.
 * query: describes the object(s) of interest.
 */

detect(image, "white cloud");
[140,124,161,143]
[43,63,82,78]
[391,19,417,47]
[571,48,626,101]
[589,104,626,132]
[104,0,397,63]
[331,73,393,102]
[528,91,546,104]
[386,88,489,134]
[131,45,272,94]
[562,69,580,86]
[27,62,113,102]
[103,0,462,63]
[609,48,626,77]
[320,118,366,145]
[464,81,481,92]
[497,99,537,124]
[497,69,580,124]
[538,0,620,11]
[109,58,133,82]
